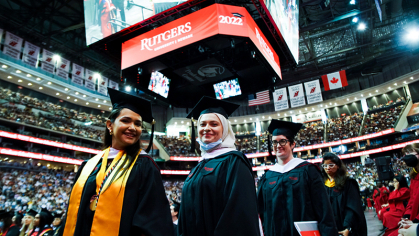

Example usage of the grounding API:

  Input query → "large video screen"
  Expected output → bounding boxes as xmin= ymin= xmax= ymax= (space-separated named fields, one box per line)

xmin=214 ymin=78 xmax=242 ymax=100
xmin=83 ymin=0 xmax=188 ymax=45
xmin=263 ymin=0 xmax=299 ymax=63
xmin=148 ymin=71 xmax=170 ymax=98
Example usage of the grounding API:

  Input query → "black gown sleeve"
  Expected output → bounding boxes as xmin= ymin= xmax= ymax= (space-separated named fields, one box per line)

xmin=256 ymin=174 xmax=267 ymax=224
xmin=307 ymin=165 xmax=339 ymax=235
xmin=5 ymin=226 xmax=19 ymax=236
xmin=131 ymin=157 xmax=175 ymax=236
xmin=343 ymin=179 xmax=368 ymax=236
xmin=213 ymin=156 xmax=261 ymax=236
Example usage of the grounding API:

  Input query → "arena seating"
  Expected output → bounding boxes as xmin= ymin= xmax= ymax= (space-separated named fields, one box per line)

xmin=362 ymin=103 xmax=403 ymax=135
xmin=327 ymin=113 xmax=364 ymax=141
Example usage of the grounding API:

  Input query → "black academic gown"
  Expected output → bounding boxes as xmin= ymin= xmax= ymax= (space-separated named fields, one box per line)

xmin=257 ymin=161 xmax=339 ymax=236
xmin=325 ymin=178 xmax=368 ymax=236
xmin=177 ymin=151 xmax=261 ymax=236
xmin=4 ymin=225 xmax=19 ymax=236
xmin=61 ymin=154 xmax=174 ymax=236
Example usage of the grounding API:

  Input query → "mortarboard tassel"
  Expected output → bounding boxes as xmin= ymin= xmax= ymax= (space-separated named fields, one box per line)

xmin=190 ymin=119 xmax=195 ymax=153
xmin=146 ymin=120 xmax=155 ymax=153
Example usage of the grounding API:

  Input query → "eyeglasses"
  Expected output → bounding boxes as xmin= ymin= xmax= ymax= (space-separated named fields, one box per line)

xmin=321 ymin=164 xmax=336 ymax=169
xmin=272 ymin=139 xmax=289 ymax=147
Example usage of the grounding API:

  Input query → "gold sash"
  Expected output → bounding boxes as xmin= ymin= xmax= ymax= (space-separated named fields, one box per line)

xmin=63 ymin=148 xmax=141 ymax=236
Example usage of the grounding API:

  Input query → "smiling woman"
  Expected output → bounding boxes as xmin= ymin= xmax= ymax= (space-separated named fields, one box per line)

xmin=61 ymin=88 xmax=174 ymax=236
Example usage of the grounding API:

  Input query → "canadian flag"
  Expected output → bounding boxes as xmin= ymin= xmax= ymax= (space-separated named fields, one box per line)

xmin=321 ymin=70 xmax=348 ymax=91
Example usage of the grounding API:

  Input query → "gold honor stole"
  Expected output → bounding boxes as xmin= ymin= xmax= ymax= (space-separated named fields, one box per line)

xmin=63 ymin=148 xmax=141 ymax=236
xmin=325 ymin=178 xmax=336 ymax=188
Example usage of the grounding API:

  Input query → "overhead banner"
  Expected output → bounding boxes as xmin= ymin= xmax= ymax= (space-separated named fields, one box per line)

xmin=288 ymin=83 xmax=306 ymax=108
xmin=41 ymin=49 xmax=55 ymax=74
xmin=0 ymin=29 xmax=3 ymax=45
xmin=22 ymin=41 xmax=40 ymax=68
xmin=71 ymin=63 xmax=84 ymax=86
xmin=97 ymin=76 xmax=108 ymax=96
xmin=85 ymin=80 xmax=95 ymax=91
xmin=273 ymin=88 xmax=289 ymax=111
xmin=109 ymin=80 xmax=119 ymax=90
xmin=85 ymin=69 xmax=96 ymax=83
xmin=3 ymin=32 xmax=23 ymax=59
xmin=56 ymin=57 xmax=70 ymax=80
xmin=122 ymin=4 xmax=282 ymax=79
xmin=293 ymin=111 xmax=323 ymax=123
xmin=304 ymin=79 xmax=323 ymax=104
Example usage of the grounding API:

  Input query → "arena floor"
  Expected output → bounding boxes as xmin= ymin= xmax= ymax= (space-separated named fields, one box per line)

xmin=366 ymin=209 xmax=385 ymax=236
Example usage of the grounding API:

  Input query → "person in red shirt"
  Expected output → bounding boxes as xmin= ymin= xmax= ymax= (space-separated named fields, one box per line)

xmin=367 ymin=196 xmax=373 ymax=210
xmin=381 ymin=176 xmax=410 ymax=236
xmin=379 ymin=183 xmax=390 ymax=221
xmin=374 ymin=185 xmax=382 ymax=216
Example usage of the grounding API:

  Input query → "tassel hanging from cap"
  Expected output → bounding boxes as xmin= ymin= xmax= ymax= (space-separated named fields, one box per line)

xmin=267 ymin=133 xmax=275 ymax=163
xmin=190 ymin=118 xmax=196 ymax=153
xmin=146 ymin=120 xmax=155 ymax=153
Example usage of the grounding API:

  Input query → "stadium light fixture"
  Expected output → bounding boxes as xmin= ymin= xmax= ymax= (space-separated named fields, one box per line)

xmin=16 ymin=70 xmax=21 ymax=73
xmin=83 ymin=95 xmax=86 ymax=97
xmin=125 ymin=86 xmax=132 ymax=92
xmin=75 ymin=92 xmax=79 ymax=95
xmin=244 ymin=120 xmax=247 ymax=122
xmin=361 ymin=94 xmax=363 ymax=97
xmin=47 ymin=82 xmax=52 ymax=85
xmin=1 ymin=65 xmax=7 ymax=68
xmin=349 ymin=0 xmax=355 ymax=5
xmin=394 ymin=83 xmax=397 ymax=86
xmin=53 ymin=55 xmax=61 ymax=61
xmin=39 ymin=87 xmax=43 ymax=90
xmin=98 ymin=105 xmax=101 ymax=107
xmin=352 ymin=17 xmax=358 ymax=23
xmin=67 ymin=96 xmax=70 ymax=99
xmin=405 ymin=27 xmax=419 ymax=42
xmin=18 ymin=79 xmax=22 ymax=82
xmin=86 ymin=102 xmax=89 ymax=105
xmin=411 ymin=77 xmax=414 ymax=80
xmin=65 ymin=88 xmax=69 ymax=91
xmin=28 ymin=83 xmax=32 ymax=86
xmin=358 ymin=23 xmax=366 ymax=31
xmin=7 ymin=76 xmax=12 ymax=79
xmin=56 ymin=93 xmax=60 ymax=95
xmin=250 ymin=118 xmax=252 ymax=120
xmin=26 ymin=74 xmax=31 ymax=77
xmin=404 ymin=81 xmax=407 ymax=84
xmin=36 ymin=78 xmax=41 ymax=81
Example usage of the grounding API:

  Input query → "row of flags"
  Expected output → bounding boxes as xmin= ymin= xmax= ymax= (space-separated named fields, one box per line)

xmin=0 ymin=30 xmax=119 ymax=95
xmin=248 ymin=70 xmax=349 ymax=108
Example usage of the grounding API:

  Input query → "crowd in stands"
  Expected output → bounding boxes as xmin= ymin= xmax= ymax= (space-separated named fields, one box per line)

xmin=0 ymin=87 xmax=106 ymax=141
xmin=236 ymin=136 xmax=258 ymax=154
xmin=362 ymin=104 xmax=403 ymax=135
xmin=295 ymin=120 xmax=324 ymax=147
xmin=327 ymin=113 xmax=364 ymax=141
xmin=157 ymin=136 xmax=196 ymax=157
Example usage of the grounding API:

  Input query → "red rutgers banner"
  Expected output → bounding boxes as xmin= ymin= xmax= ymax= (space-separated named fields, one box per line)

xmin=122 ymin=4 xmax=281 ymax=79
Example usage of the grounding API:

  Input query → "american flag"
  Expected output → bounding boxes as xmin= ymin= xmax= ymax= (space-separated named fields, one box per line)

xmin=248 ymin=90 xmax=270 ymax=106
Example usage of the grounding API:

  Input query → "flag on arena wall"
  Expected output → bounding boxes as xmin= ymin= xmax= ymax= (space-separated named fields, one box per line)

xmin=108 ymin=80 xmax=119 ymax=90
xmin=41 ymin=49 xmax=55 ymax=74
xmin=273 ymin=88 xmax=289 ymax=111
xmin=321 ymin=70 xmax=348 ymax=91
xmin=71 ymin=63 xmax=84 ymax=86
xmin=248 ymin=90 xmax=270 ymax=106
xmin=3 ymin=32 xmax=23 ymax=60
xmin=55 ymin=57 xmax=70 ymax=80
xmin=22 ymin=41 xmax=40 ymax=68
xmin=293 ymin=111 xmax=323 ymax=123
xmin=288 ymin=84 xmax=306 ymax=108
xmin=97 ymin=76 xmax=108 ymax=95
xmin=304 ymin=79 xmax=323 ymax=104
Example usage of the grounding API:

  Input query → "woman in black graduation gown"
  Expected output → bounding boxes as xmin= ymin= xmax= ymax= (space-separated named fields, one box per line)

xmin=177 ymin=96 xmax=261 ymax=236
xmin=257 ymin=119 xmax=338 ymax=236
xmin=321 ymin=152 xmax=367 ymax=236
xmin=61 ymin=88 xmax=174 ymax=236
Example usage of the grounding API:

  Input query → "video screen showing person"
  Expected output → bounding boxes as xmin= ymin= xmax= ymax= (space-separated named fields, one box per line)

xmin=148 ymin=71 xmax=170 ymax=98
xmin=213 ymin=78 xmax=242 ymax=100
xmin=83 ymin=0 xmax=188 ymax=45
xmin=263 ymin=0 xmax=299 ymax=63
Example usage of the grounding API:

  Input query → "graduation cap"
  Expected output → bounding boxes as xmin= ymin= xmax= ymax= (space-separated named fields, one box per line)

xmin=0 ymin=210 xmax=13 ymax=219
xmin=39 ymin=208 xmax=54 ymax=225
xmin=26 ymin=209 xmax=38 ymax=218
xmin=267 ymin=119 xmax=303 ymax=159
xmin=108 ymin=88 xmax=155 ymax=153
xmin=52 ymin=210 xmax=63 ymax=219
xmin=186 ymin=96 xmax=240 ymax=152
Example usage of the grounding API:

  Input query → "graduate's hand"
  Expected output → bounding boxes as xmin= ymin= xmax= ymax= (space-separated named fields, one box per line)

xmin=399 ymin=219 xmax=413 ymax=228
xmin=338 ymin=229 xmax=349 ymax=236
xmin=398 ymin=223 xmax=418 ymax=236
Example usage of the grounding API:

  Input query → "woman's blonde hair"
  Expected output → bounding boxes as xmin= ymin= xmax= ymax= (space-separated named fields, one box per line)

xmin=19 ymin=218 xmax=34 ymax=236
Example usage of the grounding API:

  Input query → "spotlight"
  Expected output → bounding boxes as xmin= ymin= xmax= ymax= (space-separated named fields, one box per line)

xmin=47 ymin=82 xmax=52 ymax=85
xmin=18 ymin=79 xmax=22 ymax=82
xmin=125 ymin=86 xmax=132 ymax=92
xmin=36 ymin=78 xmax=41 ymax=81
xmin=405 ymin=27 xmax=419 ymax=42
xmin=349 ymin=0 xmax=355 ymax=5
xmin=26 ymin=74 xmax=31 ymax=77
xmin=98 ymin=105 xmax=101 ymax=107
xmin=56 ymin=93 xmax=60 ymax=95
xmin=16 ymin=70 xmax=21 ymax=73
xmin=28 ymin=83 xmax=32 ymax=86
xmin=411 ymin=77 xmax=414 ymax=80
xmin=109 ymin=107 xmax=112 ymax=110
xmin=7 ymin=76 xmax=12 ymax=79
xmin=358 ymin=23 xmax=366 ymax=31
xmin=404 ymin=81 xmax=407 ymax=84
xmin=83 ymin=95 xmax=86 ymax=97
xmin=86 ymin=102 xmax=89 ymax=105
xmin=53 ymin=55 xmax=61 ymax=61
xmin=1 ymin=65 xmax=7 ymax=68
xmin=352 ymin=17 xmax=358 ymax=23
xmin=65 ymin=88 xmax=69 ymax=91
xmin=67 ymin=96 xmax=70 ymax=99
xmin=39 ymin=87 xmax=43 ymax=90
xmin=75 ymin=92 xmax=79 ymax=95
xmin=250 ymin=118 xmax=252 ymax=120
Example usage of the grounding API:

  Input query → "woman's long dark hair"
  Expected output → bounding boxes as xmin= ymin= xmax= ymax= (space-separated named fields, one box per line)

xmin=321 ymin=152 xmax=348 ymax=190
xmin=103 ymin=108 xmax=142 ymax=187
xmin=36 ymin=212 xmax=51 ymax=236
xmin=402 ymin=143 xmax=419 ymax=179
xmin=395 ymin=175 xmax=408 ymax=189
